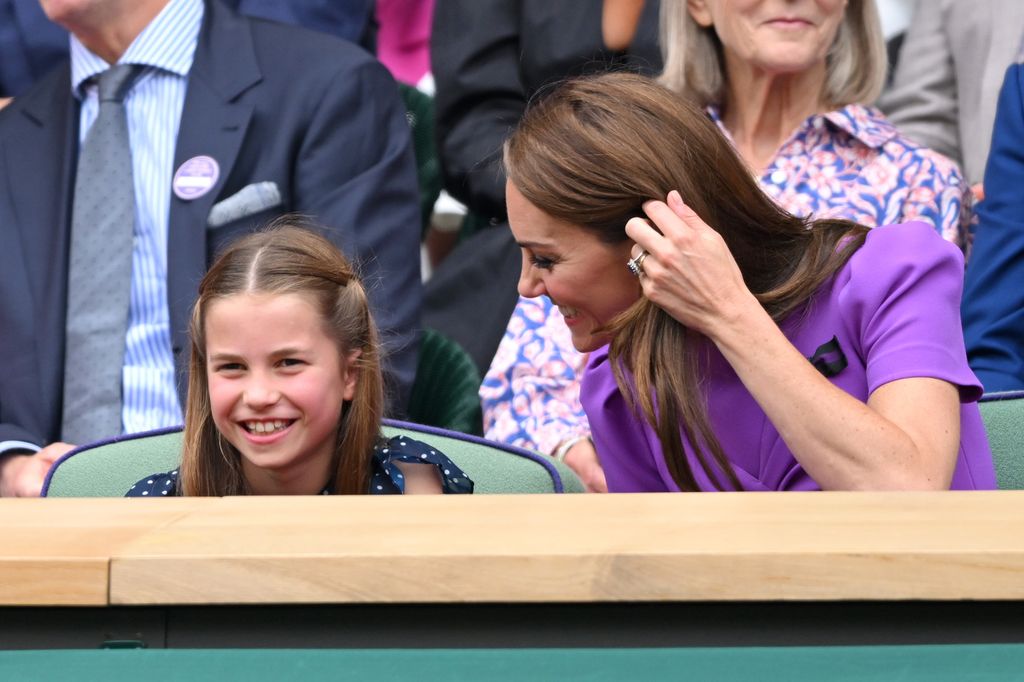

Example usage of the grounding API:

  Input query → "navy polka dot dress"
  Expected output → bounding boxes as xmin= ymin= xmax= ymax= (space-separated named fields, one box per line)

xmin=125 ymin=435 xmax=474 ymax=496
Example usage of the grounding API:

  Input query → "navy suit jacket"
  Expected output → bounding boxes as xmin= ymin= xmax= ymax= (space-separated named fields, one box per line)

xmin=0 ymin=0 xmax=422 ymax=448
xmin=0 ymin=0 xmax=68 ymax=97
xmin=963 ymin=62 xmax=1024 ymax=392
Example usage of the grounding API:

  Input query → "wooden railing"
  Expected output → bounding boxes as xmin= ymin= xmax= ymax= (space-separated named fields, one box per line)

xmin=3 ymin=492 xmax=1023 ymax=607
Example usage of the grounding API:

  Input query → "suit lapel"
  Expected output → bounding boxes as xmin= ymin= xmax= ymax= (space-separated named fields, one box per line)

xmin=2 ymin=66 xmax=79 ymax=428
xmin=5 ymin=66 xmax=77 ymax=314
xmin=166 ymin=0 xmax=260 ymax=397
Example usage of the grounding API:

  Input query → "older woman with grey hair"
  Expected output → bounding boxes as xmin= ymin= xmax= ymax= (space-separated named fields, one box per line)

xmin=481 ymin=0 xmax=972 ymax=491
xmin=656 ymin=0 xmax=966 ymax=236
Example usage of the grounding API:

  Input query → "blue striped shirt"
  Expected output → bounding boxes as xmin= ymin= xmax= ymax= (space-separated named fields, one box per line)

xmin=71 ymin=0 xmax=204 ymax=434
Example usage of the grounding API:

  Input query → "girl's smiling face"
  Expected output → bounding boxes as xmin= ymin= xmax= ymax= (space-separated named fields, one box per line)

xmin=508 ymin=181 xmax=640 ymax=353
xmin=205 ymin=292 xmax=358 ymax=494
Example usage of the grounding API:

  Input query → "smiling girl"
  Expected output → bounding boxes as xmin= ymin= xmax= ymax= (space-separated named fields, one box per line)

xmin=126 ymin=222 xmax=472 ymax=496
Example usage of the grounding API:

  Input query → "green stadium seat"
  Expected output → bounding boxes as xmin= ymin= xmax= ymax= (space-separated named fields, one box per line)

xmin=978 ymin=390 xmax=1024 ymax=490
xmin=41 ymin=420 xmax=583 ymax=497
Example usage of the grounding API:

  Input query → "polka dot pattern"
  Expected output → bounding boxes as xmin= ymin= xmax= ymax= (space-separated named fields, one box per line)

xmin=371 ymin=435 xmax=474 ymax=495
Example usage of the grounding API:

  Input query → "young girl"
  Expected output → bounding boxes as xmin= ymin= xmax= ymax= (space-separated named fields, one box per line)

xmin=126 ymin=222 xmax=473 ymax=496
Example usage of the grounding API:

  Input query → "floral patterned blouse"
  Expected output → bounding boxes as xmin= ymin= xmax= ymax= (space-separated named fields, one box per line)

xmin=125 ymin=435 xmax=474 ymax=495
xmin=480 ymin=103 xmax=971 ymax=453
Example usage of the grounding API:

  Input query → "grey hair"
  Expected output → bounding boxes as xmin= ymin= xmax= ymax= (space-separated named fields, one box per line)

xmin=658 ymin=0 xmax=887 ymax=108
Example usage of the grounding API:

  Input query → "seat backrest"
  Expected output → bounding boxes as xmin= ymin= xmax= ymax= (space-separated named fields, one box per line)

xmin=407 ymin=328 xmax=483 ymax=436
xmin=381 ymin=420 xmax=582 ymax=493
xmin=978 ymin=391 xmax=1024 ymax=490
xmin=43 ymin=427 xmax=183 ymax=498
xmin=41 ymin=420 xmax=583 ymax=497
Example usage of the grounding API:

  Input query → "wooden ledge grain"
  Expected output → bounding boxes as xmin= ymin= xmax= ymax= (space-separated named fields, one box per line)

xmin=105 ymin=492 xmax=1024 ymax=605
xmin=0 ymin=498 xmax=204 ymax=605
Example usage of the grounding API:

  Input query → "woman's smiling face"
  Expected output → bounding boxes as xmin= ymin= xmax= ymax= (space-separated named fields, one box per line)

xmin=688 ymin=0 xmax=848 ymax=77
xmin=507 ymin=181 xmax=640 ymax=353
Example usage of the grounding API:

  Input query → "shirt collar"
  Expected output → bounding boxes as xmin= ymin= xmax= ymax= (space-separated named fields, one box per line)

xmin=705 ymin=102 xmax=898 ymax=152
xmin=820 ymin=104 xmax=898 ymax=150
xmin=70 ymin=0 xmax=204 ymax=98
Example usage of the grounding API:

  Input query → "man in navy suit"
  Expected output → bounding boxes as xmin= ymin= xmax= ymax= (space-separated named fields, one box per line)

xmin=963 ymin=55 xmax=1024 ymax=392
xmin=958 ymin=56 xmax=1024 ymax=393
xmin=0 ymin=0 xmax=375 ymax=103
xmin=0 ymin=0 xmax=422 ymax=495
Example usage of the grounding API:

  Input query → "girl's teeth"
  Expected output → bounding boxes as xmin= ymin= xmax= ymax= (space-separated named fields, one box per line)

xmin=249 ymin=420 xmax=287 ymax=434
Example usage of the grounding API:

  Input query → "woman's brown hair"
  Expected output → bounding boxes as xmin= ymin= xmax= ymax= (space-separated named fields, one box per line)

xmin=179 ymin=219 xmax=385 ymax=495
xmin=505 ymin=73 xmax=867 ymax=491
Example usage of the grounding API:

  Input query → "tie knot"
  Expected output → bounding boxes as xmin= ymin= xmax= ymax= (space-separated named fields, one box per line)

xmin=97 ymin=64 xmax=143 ymax=103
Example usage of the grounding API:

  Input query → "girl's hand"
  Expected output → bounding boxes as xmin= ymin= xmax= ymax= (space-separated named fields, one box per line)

xmin=624 ymin=191 xmax=759 ymax=340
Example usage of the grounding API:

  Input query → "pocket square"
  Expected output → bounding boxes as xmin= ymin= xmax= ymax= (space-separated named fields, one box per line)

xmin=207 ymin=181 xmax=282 ymax=228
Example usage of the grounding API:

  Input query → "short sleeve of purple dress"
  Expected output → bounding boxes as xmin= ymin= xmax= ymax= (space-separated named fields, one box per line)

xmin=582 ymin=222 xmax=997 ymax=492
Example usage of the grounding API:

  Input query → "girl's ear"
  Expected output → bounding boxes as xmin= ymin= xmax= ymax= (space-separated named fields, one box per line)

xmin=687 ymin=0 xmax=713 ymax=28
xmin=340 ymin=349 xmax=362 ymax=402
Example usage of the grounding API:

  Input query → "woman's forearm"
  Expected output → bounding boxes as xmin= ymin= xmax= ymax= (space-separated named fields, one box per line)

xmin=708 ymin=298 xmax=959 ymax=490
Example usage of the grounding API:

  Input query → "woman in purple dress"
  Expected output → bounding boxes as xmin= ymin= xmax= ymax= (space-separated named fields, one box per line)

xmin=504 ymin=73 xmax=995 ymax=492
xmin=483 ymin=0 xmax=971 ymax=494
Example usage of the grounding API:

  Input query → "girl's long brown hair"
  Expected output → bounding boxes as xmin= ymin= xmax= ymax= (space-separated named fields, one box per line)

xmin=179 ymin=219 xmax=385 ymax=495
xmin=505 ymin=73 xmax=867 ymax=491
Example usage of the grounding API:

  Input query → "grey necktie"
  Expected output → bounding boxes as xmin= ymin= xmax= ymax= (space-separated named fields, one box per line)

xmin=61 ymin=64 xmax=143 ymax=444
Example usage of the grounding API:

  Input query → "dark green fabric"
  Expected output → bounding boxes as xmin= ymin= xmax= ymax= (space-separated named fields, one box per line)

xmin=978 ymin=395 xmax=1024 ymax=490
xmin=398 ymin=83 xmax=441 ymax=236
xmin=407 ymin=327 xmax=483 ymax=435
xmin=459 ymin=210 xmax=493 ymax=241
xmin=3 ymin=645 xmax=1023 ymax=681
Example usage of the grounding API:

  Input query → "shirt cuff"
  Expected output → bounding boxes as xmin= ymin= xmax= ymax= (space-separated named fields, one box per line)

xmin=0 ymin=440 xmax=41 ymax=455
xmin=553 ymin=435 xmax=591 ymax=462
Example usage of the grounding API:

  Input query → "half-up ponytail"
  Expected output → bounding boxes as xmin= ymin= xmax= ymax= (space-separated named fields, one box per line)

xmin=180 ymin=217 xmax=385 ymax=496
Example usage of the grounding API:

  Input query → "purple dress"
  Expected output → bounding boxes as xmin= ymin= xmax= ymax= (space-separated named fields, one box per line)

xmin=582 ymin=223 xmax=997 ymax=492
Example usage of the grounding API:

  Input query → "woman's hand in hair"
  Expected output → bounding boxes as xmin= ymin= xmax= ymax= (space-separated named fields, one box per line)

xmin=625 ymin=190 xmax=761 ymax=340
xmin=631 ymin=192 xmax=960 ymax=490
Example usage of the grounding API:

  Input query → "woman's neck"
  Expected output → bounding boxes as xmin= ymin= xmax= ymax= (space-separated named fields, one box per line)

xmin=720 ymin=58 xmax=829 ymax=174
